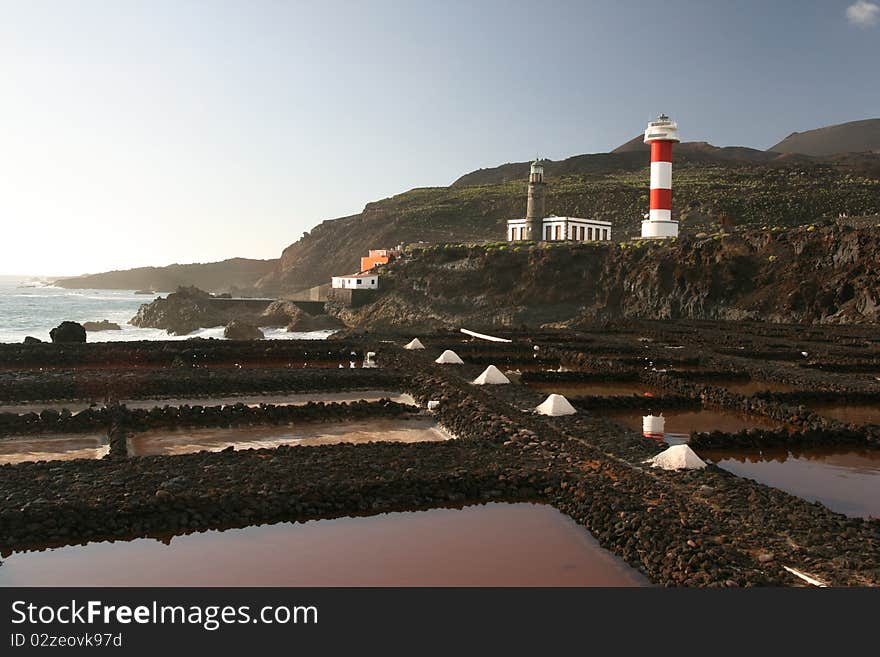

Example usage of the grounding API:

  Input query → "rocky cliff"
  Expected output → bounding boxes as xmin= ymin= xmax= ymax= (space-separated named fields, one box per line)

xmin=258 ymin=154 xmax=880 ymax=295
xmin=328 ymin=223 xmax=880 ymax=331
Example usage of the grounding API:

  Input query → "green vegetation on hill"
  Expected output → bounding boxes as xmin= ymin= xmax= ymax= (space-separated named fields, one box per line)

xmin=258 ymin=159 xmax=880 ymax=294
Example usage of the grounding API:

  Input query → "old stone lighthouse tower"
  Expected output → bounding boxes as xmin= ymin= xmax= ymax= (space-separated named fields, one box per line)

xmin=525 ymin=159 xmax=546 ymax=240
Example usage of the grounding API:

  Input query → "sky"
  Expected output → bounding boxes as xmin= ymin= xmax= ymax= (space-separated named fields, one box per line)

xmin=0 ymin=0 xmax=878 ymax=276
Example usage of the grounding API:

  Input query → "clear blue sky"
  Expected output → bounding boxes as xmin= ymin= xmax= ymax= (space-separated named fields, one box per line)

xmin=1 ymin=0 xmax=877 ymax=275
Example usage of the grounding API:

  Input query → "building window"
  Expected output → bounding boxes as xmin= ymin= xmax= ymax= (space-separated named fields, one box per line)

xmin=579 ymin=226 xmax=585 ymax=241
xmin=602 ymin=229 xmax=608 ymax=240
xmin=371 ymin=279 xmax=375 ymax=284
xmin=545 ymin=225 xmax=552 ymax=240
xmin=519 ymin=227 xmax=525 ymax=240
xmin=357 ymin=279 xmax=362 ymax=285
xmin=555 ymin=225 xmax=561 ymax=240
xmin=588 ymin=227 xmax=593 ymax=240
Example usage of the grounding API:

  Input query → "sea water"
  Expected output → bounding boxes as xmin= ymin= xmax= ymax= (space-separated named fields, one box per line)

xmin=0 ymin=276 xmax=331 ymax=343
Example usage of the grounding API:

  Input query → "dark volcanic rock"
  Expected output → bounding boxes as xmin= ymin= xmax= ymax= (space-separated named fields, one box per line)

xmin=82 ymin=320 xmax=122 ymax=332
xmin=223 ymin=320 xmax=264 ymax=340
xmin=257 ymin=300 xmax=303 ymax=327
xmin=130 ymin=286 xmax=225 ymax=336
xmin=287 ymin=313 xmax=343 ymax=332
xmin=49 ymin=321 xmax=86 ymax=343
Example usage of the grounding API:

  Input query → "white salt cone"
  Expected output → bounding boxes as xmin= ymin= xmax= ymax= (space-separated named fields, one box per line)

xmin=535 ymin=394 xmax=576 ymax=416
xmin=435 ymin=349 xmax=464 ymax=364
xmin=404 ymin=338 xmax=425 ymax=350
xmin=472 ymin=365 xmax=510 ymax=385
xmin=647 ymin=444 xmax=706 ymax=471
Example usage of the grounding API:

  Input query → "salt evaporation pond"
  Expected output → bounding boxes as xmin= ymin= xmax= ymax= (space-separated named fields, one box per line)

xmin=808 ymin=404 xmax=880 ymax=426
xmin=713 ymin=380 xmax=800 ymax=395
xmin=0 ymin=390 xmax=414 ymax=415
xmin=127 ymin=417 xmax=450 ymax=457
xmin=526 ymin=381 xmax=665 ymax=398
xmin=0 ymin=503 xmax=649 ymax=586
xmin=602 ymin=407 xmax=787 ymax=436
xmin=0 ymin=433 xmax=109 ymax=464
xmin=0 ymin=417 xmax=446 ymax=465
xmin=699 ymin=447 xmax=880 ymax=519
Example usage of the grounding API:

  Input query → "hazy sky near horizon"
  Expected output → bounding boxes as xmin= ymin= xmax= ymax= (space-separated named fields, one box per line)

xmin=1 ymin=0 xmax=878 ymax=276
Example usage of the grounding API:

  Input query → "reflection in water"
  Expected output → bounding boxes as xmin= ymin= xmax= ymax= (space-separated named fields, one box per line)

xmin=810 ymin=404 xmax=880 ymax=426
xmin=700 ymin=447 xmax=880 ymax=519
xmin=0 ymin=390 xmax=415 ymax=416
xmin=0 ymin=434 xmax=108 ymax=465
xmin=603 ymin=407 xmax=786 ymax=435
xmin=527 ymin=381 xmax=664 ymax=398
xmin=0 ymin=503 xmax=649 ymax=587
xmin=127 ymin=417 xmax=450 ymax=457
xmin=714 ymin=380 xmax=800 ymax=395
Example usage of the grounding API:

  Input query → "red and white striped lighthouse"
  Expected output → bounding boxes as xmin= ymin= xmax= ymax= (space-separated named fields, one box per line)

xmin=641 ymin=114 xmax=681 ymax=239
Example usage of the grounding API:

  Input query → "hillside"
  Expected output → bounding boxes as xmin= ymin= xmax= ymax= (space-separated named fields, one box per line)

xmin=769 ymin=119 xmax=880 ymax=156
xmin=55 ymin=258 xmax=277 ymax=294
xmin=256 ymin=157 xmax=880 ymax=294
xmin=328 ymin=224 xmax=880 ymax=331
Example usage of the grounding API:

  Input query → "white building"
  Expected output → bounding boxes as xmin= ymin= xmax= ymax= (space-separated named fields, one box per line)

xmin=331 ymin=272 xmax=379 ymax=290
xmin=507 ymin=216 xmax=612 ymax=242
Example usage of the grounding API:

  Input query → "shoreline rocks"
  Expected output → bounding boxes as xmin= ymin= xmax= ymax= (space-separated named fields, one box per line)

xmin=83 ymin=320 xmax=122 ymax=332
xmin=223 ymin=320 xmax=264 ymax=341
xmin=50 ymin=321 xmax=86 ymax=344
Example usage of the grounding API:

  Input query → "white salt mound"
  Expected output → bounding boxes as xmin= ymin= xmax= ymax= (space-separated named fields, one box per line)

xmin=472 ymin=365 xmax=510 ymax=385
xmin=404 ymin=338 xmax=425 ymax=350
xmin=435 ymin=349 xmax=464 ymax=364
xmin=535 ymin=394 xmax=576 ymax=416
xmin=648 ymin=444 xmax=706 ymax=471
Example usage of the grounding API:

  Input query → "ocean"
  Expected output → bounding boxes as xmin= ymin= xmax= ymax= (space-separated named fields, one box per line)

xmin=0 ymin=276 xmax=332 ymax=344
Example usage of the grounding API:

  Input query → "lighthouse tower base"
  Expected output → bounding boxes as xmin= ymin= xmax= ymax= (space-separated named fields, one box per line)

xmin=641 ymin=219 xmax=679 ymax=239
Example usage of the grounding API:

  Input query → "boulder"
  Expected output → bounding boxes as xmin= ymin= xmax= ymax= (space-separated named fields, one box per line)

xmin=23 ymin=336 xmax=43 ymax=344
xmin=130 ymin=286 xmax=225 ymax=335
xmin=287 ymin=313 xmax=343 ymax=332
xmin=223 ymin=320 xmax=264 ymax=340
xmin=258 ymin=300 xmax=303 ymax=327
xmin=49 ymin=321 xmax=86 ymax=344
xmin=258 ymin=300 xmax=342 ymax=332
xmin=82 ymin=320 xmax=122 ymax=332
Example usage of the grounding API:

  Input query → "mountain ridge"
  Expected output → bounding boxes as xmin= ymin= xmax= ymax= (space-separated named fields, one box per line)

xmin=55 ymin=257 xmax=277 ymax=294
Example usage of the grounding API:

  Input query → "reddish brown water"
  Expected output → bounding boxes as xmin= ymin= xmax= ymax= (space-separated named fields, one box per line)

xmin=602 ymin=407 xmax=787 ymax=435
xmin=0 ymin=417 xmax=446 ymax=464
xmin=0 ymin=434 xmax=108 ymax=464
xmin=714 ymin=380 xmax=800 ymax=395
xmin=0 ymin=503 xmax=650 ymax=586
xmin=809 ymin=404 xmax=880 ymax=425
xmin=699 ymin=448 xmax=880 ymax=519
xmin=0 ymin=390 xmax=414 ymax=415
xmin=127 ymin=417 xmax=449 ymax=457
xmin=527 ymin=381 xmax=665 ymax=398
